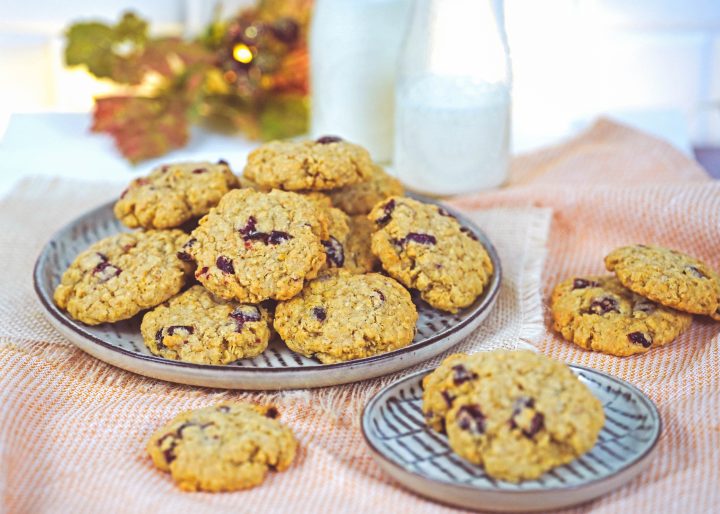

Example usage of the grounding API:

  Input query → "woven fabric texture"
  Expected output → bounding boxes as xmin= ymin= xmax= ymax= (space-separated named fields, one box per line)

xmin=0 ymin=177 xmax=549 ymax=513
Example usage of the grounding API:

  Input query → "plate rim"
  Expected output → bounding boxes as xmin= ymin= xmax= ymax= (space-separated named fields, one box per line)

xmin=360 ymin=364 xmax=662 ymax=495
xmin=33 ymin=196 xmax=502 ymax=375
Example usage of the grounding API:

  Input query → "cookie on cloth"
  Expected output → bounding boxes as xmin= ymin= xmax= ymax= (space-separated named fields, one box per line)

xmin=605 ymin=244 xmax=719 ymax=316
xmin=550 ymin=275 xmax=692 ymax=356
xmin=243 ymin=136 xmax=375 ymax=191
xmin=273 ymin=271 xmax=417 ymax=363
xmin=183 ymin=189 xmax=328 ymax=303
xmin=114 ymin=160 xmax=239 ymax=229
xmin=368 ymin=196 xmax=493 ymax=313
xmin=326 ymin=164 xmax=404 ymax=215
xmin=53 ymin=230 xmax=192 ymax=325
xmin=141 ymin=285 xmax=271 ymax=365
xmin=147 ymin=402 xmax=297 ymax=492
xmin=423 ymin=350 xmax=605 ymax=483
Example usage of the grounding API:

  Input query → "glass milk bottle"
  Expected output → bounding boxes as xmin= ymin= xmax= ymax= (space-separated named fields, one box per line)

xmin=310 ymin=0 xmax=412 ymax=162
xmin=394 ymin=0 xmax=511 ymax=194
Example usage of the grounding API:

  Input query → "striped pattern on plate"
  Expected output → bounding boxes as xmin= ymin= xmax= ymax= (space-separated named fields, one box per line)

xmin=34 ymin=195 xmax=502 ymax=389
xmin=362 ymin=365 xmax=661 ymax=511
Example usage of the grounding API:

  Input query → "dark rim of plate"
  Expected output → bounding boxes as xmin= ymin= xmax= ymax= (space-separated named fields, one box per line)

xmin=360 ymin=365 xmax=662 ymax=494
xmin=33 ymin=194 xmax=502 ymax=374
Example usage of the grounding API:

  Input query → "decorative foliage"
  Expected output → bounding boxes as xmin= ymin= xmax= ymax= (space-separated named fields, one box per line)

xmin=65 ymin=2 xmax=312 ymax=163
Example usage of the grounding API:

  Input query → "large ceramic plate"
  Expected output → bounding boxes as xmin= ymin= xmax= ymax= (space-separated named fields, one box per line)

xmin=362 ymin=366 xmax=661 ymax=512
xmin=33 ymin=194 xmax=501 ymax=390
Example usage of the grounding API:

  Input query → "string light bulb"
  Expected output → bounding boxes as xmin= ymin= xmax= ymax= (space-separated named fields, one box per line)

xmin=232 ymin=43 xmax=254 ymax=64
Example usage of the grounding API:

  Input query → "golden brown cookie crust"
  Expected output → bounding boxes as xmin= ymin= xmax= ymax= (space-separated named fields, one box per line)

xmin=327 ymin=164 xmax=404 ymax=215
xmin=274 ymin=271 xmax=418 ymax=363
xmin=605 ymin=244 xmax=719 ymax=315
xmin=53 ymin=230 xmax=192 ymax=325
xmin=114 ymin=161 xmax=239 ymax=229
xmin=147 ymin=402 xmax=297 ymax=492
xmin=141 ymin=285 xmax=271 ymax=365
xmin=550 ymin=275 xmax=692 ymax=356
xmin=243 ymin=138 xmax=375 ymax=191
xmin=368 ymin=197 xmax=493 ymax=313
xmin=423 ymin=351 xmax=605 ymax=483
xmin=184 ymin=189 xmax=328 ymax=303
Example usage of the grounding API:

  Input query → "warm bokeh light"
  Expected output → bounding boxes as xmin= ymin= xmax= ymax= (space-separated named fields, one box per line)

xmin=232 ymin=43 xmax=253 ymax=64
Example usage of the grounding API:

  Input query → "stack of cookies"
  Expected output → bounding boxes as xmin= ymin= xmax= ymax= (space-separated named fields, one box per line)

xmin=550 ymin=244 xmax=719 ymax=356
xmin=53 ymin=136 xmax=495 ymax=366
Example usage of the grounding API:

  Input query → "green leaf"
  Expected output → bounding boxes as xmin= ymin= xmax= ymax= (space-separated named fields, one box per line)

xmin=259 ymin=95 xmax=309 ymax=140
xmin=64 ymin=11 xmax=148 ymax=82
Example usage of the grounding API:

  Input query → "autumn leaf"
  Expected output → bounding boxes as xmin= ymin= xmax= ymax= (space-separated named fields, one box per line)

xmin=65 ymin=12 xmax=148 ymax=82
xmin=92 ymin=95 xmax=189 ymax=163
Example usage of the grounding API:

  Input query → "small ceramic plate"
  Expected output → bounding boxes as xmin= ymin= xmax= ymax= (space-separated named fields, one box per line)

xmin=362 ymin=366 xmax=661 ymax=512
xmin=33 ymin=194 xmax=501 ymax=390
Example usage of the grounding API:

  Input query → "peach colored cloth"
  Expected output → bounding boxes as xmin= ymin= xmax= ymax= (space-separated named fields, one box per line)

xmin=1 ymin=119 xmax=718 ymax=513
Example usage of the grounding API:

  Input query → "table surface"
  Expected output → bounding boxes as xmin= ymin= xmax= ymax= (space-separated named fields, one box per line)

xmin=0 ymin=111 xmax=713 ymax=199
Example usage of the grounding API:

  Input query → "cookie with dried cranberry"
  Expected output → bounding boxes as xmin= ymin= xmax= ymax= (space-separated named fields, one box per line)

xmin=114 ymin=160 xmax=239 ymax=229
xmin=368 ymin=197 xmax=493 ymax=313
xmin=53 ymin=230 xmax=192 ymax=325
xmin=432 ymin=350 xmax=605 ymax=483
xmin=344 ymin=215 xmax=380 ymax=274
xmin=141 ymin=285 xmax=271 ymax=365
xmin=550 ymin=275 xmax=692 ymax=356
xmin=243 ymin=136 xmax=375 ymax=191
xmin=327 ymin=164 xmax=404 ymax=215
xmin=274 ymin=271 xmax=417 ymax=363
xmin=147 ymin=402 xmax=297 ymax=492
xmin=605 ymin=244 xmax=719 ymax=316
xmin=302 ymin=192 xmax=352 ymax=271
xmin=184 ymin=189 xmax=328 ymax=303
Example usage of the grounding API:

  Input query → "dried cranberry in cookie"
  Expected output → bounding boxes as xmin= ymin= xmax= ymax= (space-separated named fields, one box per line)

xmin=368 ymin=196 xmax=493 ymax=313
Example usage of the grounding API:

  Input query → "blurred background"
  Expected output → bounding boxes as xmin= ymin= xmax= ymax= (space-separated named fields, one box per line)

xmin=1 ymin=0 xmax=719 ymax=192
xmin=2 ymin=0 xmax=719 ymax=151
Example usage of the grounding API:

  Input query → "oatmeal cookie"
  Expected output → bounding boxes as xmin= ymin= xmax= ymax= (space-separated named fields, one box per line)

xmin=141 ymin=285 xmax=271 ymax=365
xmin=274 ymin=271 xmax=417 ymax=363
xmin=53 ymin=230 xmax=191 ymax=325
xmin=368 ymin=197 xmax=493 ymax=312
xmin=114 ymin=160 xmax=239 ymax=229
xmin=550 ymin=275 xmax=692 ymax=356
xmin=243 ymin=136 xmax=375 ymax=191
xmin=147 ymin=402 xmax=297 ymax=492
xmin=183 ymin=189 xmax=328 ymax=303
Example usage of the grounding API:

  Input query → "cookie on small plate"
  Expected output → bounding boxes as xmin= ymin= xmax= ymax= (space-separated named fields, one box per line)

xmin=605 ymin=244 xmax=719 ymax=316
xmin=243 ymin=136 xmax=375 ymax=191
xmin=274 ymin=271 xmax=418 ymax=363
xmin=114 ymin=160 xmax=239 ymax=229
xmin=368 ymin=197 xmax=493 ymax=313
xmin=327 ymin=164 xmax=404 ymax=215
xmin=147 ymin=402 xmax=297 ymax=492
xmin=550 ymin=275 xmax=692 ymax=356
xmin=53 ymin=230 xmax=192 ymax=325
xmin=424 ymin=350 xmax=605 ymax=483
xmin=183 ymin=189 xmax=328 ymax=303
xmin=141 ymin=285 xmax=271 ymax=365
